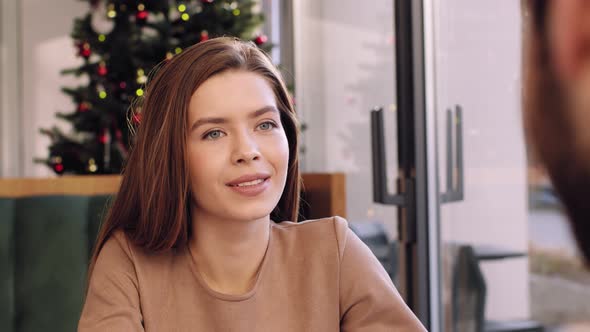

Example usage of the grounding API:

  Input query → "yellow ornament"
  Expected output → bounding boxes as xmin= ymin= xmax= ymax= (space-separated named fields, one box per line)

xmin=88 ymin=158 xmax=97 ymax=173
xmin=107 ymin=8 xmax=117 ymax=18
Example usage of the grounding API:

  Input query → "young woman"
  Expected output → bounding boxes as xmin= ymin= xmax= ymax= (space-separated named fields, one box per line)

xmin=78 ymin=37 xmax=425 ymax=331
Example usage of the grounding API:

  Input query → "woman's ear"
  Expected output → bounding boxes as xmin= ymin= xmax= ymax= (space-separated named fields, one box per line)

xmin=548 ymin=0 xmax=590 ymax=84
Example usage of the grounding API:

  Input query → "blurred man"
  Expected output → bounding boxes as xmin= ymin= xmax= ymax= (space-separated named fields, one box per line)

xmin=523 ymin=0 xmax=590 ymax=262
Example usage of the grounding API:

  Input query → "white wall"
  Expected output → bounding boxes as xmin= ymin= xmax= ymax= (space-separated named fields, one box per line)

xmin=293 ymin=0 xmax=400 ymax=237
xmin=19 ymin=0 xmax=87 ymax=177
xmin=0 ymin=0 xmax=87 ymax=178
xmin=0 ymin=0 xmax=23 ymax=177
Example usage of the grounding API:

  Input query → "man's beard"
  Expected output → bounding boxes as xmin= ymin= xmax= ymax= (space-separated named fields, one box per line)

xmin=525 ymin=58 xmax=590 ymax=264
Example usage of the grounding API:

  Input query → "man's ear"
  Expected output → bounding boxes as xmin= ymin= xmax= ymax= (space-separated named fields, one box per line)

xmin=548 ymin=0 xmax=590 ymax=84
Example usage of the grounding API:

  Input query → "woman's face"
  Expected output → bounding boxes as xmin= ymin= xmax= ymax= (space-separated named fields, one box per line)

xmin=187 ymin=70 xmax=289 ymax=223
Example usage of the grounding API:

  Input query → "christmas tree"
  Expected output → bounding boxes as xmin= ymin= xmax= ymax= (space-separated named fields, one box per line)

xmin=38 ymin=0 xmax=268 ymax=175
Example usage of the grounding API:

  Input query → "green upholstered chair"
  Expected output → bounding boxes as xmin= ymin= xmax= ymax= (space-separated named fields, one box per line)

xmin=0 ymin=195 xmax=111 ymax=332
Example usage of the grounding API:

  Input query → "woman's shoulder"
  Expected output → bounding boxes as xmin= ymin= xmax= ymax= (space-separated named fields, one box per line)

xmin=96 ymin=228 xmax=184 ymax=278
xmin=273 ymin=216 xmax=348 ymax=236
xmin=274 ymin=215 xmax=347 ymax=228
xmin=99 ymin=229 xmax=179 ymax=262
xmin=272 ymin=216 xmax=350 ymax=258
xmin=95 ymin=229 xmax=138 ymax=266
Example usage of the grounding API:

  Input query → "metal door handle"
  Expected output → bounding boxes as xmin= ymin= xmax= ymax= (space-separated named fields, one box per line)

xmin=441 ymin=105 xmax=464 ymax=203
xmin=371 ymin=107 xmax=409 ymax=206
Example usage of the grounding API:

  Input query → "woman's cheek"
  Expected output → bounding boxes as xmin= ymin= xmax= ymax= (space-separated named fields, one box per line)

xmin=276 ymin=133 xmax=290 ymax=171
xmin=188 ymin=145 xmax=215 ymax=181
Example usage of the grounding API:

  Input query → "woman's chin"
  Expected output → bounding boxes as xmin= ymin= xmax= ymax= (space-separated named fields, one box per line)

xmin=224 ymin=197 xmax=280 ymax=221
xmin=232 ymin=210 xmax=273 ymax=223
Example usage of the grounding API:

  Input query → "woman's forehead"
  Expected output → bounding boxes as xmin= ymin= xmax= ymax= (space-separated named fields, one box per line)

xmin=188 ymin=71 xmax=276 ymax=118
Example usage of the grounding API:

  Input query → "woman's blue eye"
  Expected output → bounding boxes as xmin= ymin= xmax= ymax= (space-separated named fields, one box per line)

xmin=204 ymin=130 xmax=224 ymax=140
xmin=258 ymin=121 xmax=277 ymax=131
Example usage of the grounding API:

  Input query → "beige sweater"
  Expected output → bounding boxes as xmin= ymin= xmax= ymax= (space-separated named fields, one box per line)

xmin=78 ymin=216 xmax=426 ymax=331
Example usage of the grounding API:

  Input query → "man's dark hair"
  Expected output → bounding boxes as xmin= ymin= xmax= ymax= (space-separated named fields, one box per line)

xmin=524 ymin=0 xmax=590 ymax=263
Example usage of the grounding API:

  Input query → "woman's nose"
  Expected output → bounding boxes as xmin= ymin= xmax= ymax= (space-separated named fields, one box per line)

xmin=234 ymin=150 xmax=260 ymax=164
xmin=232 ymin=134 xmax=261 ymax=164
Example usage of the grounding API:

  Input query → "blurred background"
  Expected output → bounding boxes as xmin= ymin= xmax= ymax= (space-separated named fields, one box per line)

xmin=1 ymin=1 xmax=589 ymax=331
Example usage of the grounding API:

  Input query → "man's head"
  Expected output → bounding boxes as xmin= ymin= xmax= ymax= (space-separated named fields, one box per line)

xmin=524 ymin=0 xmax=590 ymax=262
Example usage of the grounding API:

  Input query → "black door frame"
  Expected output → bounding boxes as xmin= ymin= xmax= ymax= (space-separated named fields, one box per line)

xmin=394 ymin=0 xmax=438 ymax=329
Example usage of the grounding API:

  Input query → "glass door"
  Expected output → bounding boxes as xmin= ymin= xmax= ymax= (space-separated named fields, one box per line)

xmin=291 ymin=0 xmax=433 ymax=324
xmin=424 ymin=1 xmax=537 ymax=330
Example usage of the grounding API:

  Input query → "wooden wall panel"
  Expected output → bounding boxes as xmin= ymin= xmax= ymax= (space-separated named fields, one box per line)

xmin=0 ymin=173 xmax=346 ymax=218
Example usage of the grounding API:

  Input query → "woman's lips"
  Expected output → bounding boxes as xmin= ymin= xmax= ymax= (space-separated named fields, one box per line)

xmin=227 ymin=177 xmax=270 ymax=197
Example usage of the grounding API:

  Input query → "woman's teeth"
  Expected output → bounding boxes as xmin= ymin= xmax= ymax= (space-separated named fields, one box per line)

xmin=235 ymin=178 xmax=265 ymax=187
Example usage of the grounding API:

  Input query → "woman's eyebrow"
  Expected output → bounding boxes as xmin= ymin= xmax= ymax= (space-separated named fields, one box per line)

xmin=190 ymin=105 xmax=279 ymax=132
xmin=250 ymin=105 xmax=279 ymax=119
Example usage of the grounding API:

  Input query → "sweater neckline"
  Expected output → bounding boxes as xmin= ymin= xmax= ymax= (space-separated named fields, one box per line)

xmin=186 ymin=221 xmax=274 ymax=302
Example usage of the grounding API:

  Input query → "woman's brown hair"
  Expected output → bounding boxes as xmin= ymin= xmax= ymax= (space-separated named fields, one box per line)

xmin=87 ymin=37 xmax=301 ymax=279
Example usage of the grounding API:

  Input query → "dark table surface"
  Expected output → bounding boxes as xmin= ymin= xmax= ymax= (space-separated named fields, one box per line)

xmin=473 ymin=244 xmax=527 ymax=261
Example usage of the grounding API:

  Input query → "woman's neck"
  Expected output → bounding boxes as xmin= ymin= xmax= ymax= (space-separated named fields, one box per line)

xmin=188 ymin=209 xmax=271 ymax=295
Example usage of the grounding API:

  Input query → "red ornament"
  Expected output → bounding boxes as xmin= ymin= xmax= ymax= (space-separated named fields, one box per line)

xmin=82 ymin=49 xmax=91 ymax=58
xmin=255 ymin=35 xmax=268 ymax=45
xmin=200 ymin=31 xmax=209 ymax=42
xmin=119 ymin=81 xmax=127 ymax=89
xmin=97 ymin=63 xmax=108 ymax=76
xmin=136 ymin=10 xmax=148 ymax=22
xmin=99 ymin=130 xmax=111 ymax=144
xmin=79 ymin=43 xmax=92 ymax=58
xmin=54 ymin=163 xmax=64 ymax=173
xmin=78 ymin=102 xmax=90 ymax=112
xmin=202 ymin=0 xmax=214 ymax=3
xmin=132 ymin=113 xmax=142 ymax=124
